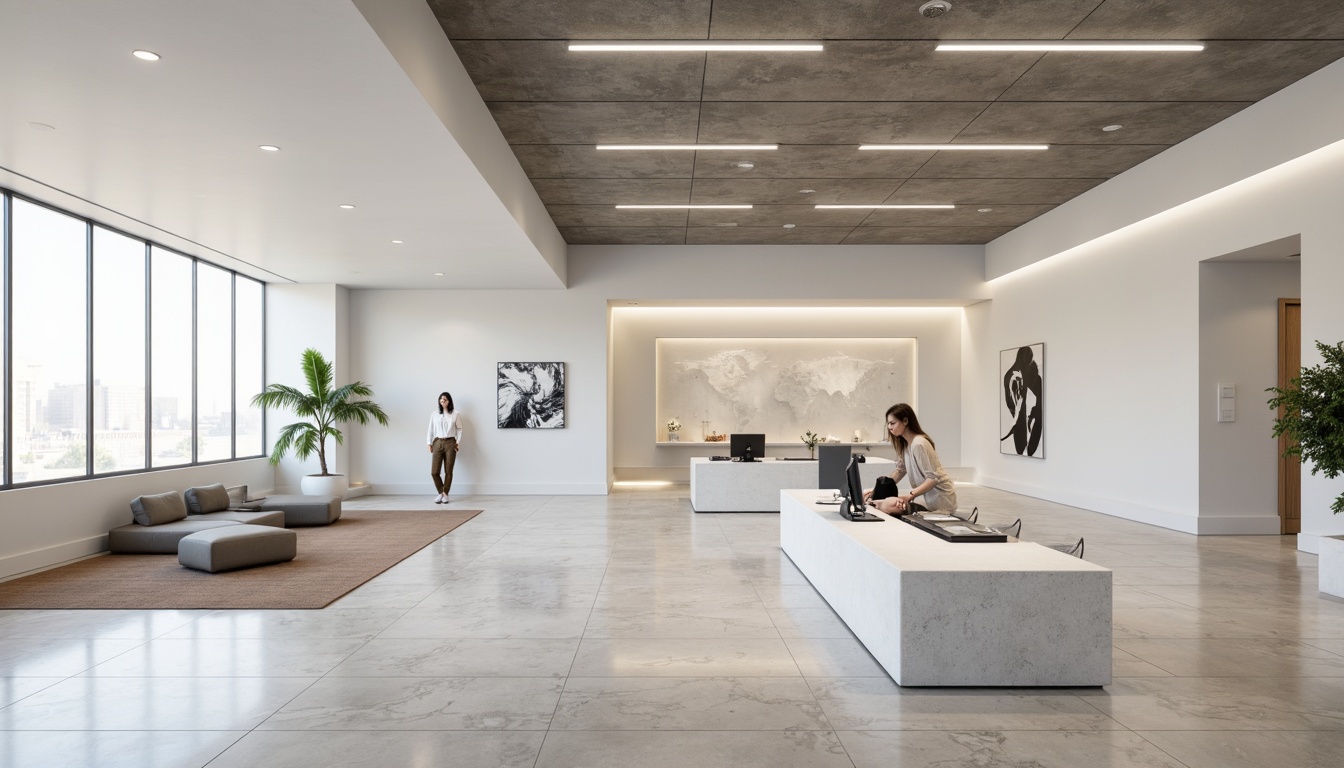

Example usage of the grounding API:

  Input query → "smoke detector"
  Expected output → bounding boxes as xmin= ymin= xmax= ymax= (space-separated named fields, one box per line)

xmin=919 ymin=1 xmax=951 ymax=18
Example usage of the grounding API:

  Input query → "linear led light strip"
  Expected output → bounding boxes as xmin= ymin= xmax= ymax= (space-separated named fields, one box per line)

xmin=815 ymin=205 xmax=955 ymax=209
xmin=859 ymin=144 xmax=1049 ymax=151
xmin=570 ymin=41 xmax=823 ymax=52
xmin=597 ymin=144 xmax=778 ymax=151
xmin=615 ymin=205 xmax=753 ymax=209
xmin=936 ymin=41 xmax=1204 ymax=52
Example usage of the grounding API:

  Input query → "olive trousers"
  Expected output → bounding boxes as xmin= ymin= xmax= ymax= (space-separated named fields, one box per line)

xmin=430 ymin=437 xmax=458 ymax=496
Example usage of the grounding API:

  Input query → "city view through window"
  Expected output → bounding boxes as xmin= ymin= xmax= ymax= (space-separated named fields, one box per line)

xmin=4 ymin=194 xmax=264 ymax=486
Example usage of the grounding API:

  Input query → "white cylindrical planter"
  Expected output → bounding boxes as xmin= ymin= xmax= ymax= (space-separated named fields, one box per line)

xmin=301 ymin=474 xmax=349 ymax=498
xmin=1321 ymin=536 xmax=1344 ymax=599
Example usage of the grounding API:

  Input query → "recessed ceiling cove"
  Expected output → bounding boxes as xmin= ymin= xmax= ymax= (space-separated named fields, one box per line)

xmin=429 ymin=0 xmax=1344 ymax=246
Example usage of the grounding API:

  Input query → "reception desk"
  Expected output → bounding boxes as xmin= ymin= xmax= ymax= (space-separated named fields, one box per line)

xmin=780 ymin=490 xmax=1112 ymax=687
xmin=690 ymin=456 xmax=895 ymax=512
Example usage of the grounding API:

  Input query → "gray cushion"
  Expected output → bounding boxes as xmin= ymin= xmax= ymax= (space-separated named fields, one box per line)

xmin=185 ymin=484 xmax=231 ymax=514
xmin=178 ymin=525 xmax=297 ymax=573
xmin=258 ymin=495 xmax=342 ymax=527
xmin=196 ymin=509 xmax=285 ymax=528
xmin=129 ymin=491 xmax=188 ymax=526
xmin=109 ymin=519 xmax=240 ymax=553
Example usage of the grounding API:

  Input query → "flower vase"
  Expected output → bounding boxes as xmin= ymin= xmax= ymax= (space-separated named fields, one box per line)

xmin=808 ymin=446 xmax=815 ymax=459
xmin=669 ymin=432 xmax=680 ymax=442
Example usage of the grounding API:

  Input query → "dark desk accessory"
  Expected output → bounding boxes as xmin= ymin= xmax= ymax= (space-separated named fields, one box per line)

xmin=710 ymin=456 xmax=731 ymax=461
xmin=901 ymin=513 xmax=1007 ymax=542
xmin=730 ymin=433 xmax=764 ymax=462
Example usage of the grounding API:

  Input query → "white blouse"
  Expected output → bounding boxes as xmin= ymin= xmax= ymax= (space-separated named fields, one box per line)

xmin=894 ymin=434 xmax=957 ymax=512
xmin=426 ymin=410 xmax=464 ymax=445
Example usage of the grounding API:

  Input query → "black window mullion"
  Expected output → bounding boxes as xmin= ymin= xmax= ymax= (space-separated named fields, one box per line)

xmin=144 ymin=243 xmax=152 ymax=468
xmin=3 ymin=192 xmax=11 ymax=487
xmin=85 ymin=221 xmax=94 ymax=477
xmin=191 ymin=259 xmax=198 ymax=464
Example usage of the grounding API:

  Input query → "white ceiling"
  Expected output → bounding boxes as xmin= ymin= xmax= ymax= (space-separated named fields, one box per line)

xmin=0 ymin=0 xmax=564 ymax=289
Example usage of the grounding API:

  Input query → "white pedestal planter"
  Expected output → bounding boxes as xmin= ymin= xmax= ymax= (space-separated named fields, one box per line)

xmin=301 ymin=474 xmax=349 ymax=498
xmin=1321 ymin=536 xmax=1344 ymax=599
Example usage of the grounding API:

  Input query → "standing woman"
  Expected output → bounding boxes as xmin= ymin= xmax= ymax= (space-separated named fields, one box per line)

xmin=427 ymin=392 xmax=464 ymax=504
xmin=866 ymin=403 xmax=957 ymax=515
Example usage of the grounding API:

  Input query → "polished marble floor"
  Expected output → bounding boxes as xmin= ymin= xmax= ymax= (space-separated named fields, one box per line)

xmin=1 ymin=485 xmax=1341 ymax=767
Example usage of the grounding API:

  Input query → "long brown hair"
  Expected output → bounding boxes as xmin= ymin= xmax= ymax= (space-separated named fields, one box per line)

xmin=885 ymin=403 xmax=934 ymax=457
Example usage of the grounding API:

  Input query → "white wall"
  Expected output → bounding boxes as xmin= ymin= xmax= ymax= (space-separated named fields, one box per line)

xmin=1198 ymin=261 xmax=1300 ymax=532
xmin=347 ymin=245 xmax=989 ymax=495
xmin=265 ymin=284 xmax=350 ymax=491
xmin=0 ymin=459 xmax=273 ymax=580
xmin=970 ymin=61 xmax=1344 ymax=538
xmin=611 ymin=306 xmax=967 ymax=482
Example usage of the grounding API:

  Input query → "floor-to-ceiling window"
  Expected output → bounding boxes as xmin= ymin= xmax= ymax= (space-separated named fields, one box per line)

xmin=1 ymin=189 xmax=265 ymax=488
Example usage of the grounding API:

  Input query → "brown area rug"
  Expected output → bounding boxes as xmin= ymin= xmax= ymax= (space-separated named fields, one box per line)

xmin=0 ymin=509 xmax=480 ymax=610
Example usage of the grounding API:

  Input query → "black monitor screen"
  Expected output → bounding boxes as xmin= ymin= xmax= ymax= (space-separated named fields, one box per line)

xmin=729 ymin=433 xmax=766 ymax=460
xmin=844 ymin=457 xmax=865 ymax=512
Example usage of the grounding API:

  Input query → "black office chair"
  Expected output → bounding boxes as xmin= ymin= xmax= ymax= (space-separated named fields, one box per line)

xmin=999 ymin=518 xmax=1022 ymax=538
xmin=1046 ymin=537 xmax=1085 ymax=559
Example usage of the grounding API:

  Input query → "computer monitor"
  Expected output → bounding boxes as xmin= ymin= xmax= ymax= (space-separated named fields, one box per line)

xmin=817 ymin=444 xmax=852 ymax=494
xmin=840 ymin=455 xmax=882 ymax=522
xmin=730 ymin=433 xmax=765 ymax=462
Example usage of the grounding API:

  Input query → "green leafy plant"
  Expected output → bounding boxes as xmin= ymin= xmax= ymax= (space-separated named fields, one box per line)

xmin=801 ymin=430 xmax=821 ymax=453
xmin=1268 ymin=340 xmax=1344 ymax=514
xmin=251 ymin=348 xmax=389 ymax=476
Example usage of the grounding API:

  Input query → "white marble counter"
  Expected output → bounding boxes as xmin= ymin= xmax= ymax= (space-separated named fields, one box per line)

xmin=690 ymin=456 xmax=895 ymax=512
xmin=780 ymin=489 xmax=1112 ymax=687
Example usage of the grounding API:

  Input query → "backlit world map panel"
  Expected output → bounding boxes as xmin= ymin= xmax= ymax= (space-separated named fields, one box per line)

xmin=656 ymin=338 xmax=916 ymax=443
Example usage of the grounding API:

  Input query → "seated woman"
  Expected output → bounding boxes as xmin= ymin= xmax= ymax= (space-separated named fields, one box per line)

xmin=864 ymin=403 xmax=958 ymax=515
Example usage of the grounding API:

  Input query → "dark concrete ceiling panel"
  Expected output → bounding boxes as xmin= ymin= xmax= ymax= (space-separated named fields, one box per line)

xmin=1071 ymin=0 xmax=1344 ymax=40
xmin=697 ymin=102 xmax=989 ymax=144
xmin=912 ymin=144 xmax=1168 ymax=179
xmin=888 ymin=178 xmax=1106 ymax=205
xmin=427 ymin=0 xmax=1344 ymax=246
xmin=533 ymin=179 xmax=693 ymax=205
xmin=1002 ymin=42 xmax=1344 ymax=102
xmin=708 ymin=0 xmax=1101 ymax=40
xmin=958 ymin=102 xmax=1253 ymax=145
xmin=431 ymin=0 xmax=712 ymax=39
xmin=488 ymin=102 xmax=703 ymax=144
xmin=703 ymin=43 xmax=1038 ymax=101
xmin=842 ymin=227 xmax=1015 ymax=245
xmin=690 ymin=179 xmax=905 ymax=205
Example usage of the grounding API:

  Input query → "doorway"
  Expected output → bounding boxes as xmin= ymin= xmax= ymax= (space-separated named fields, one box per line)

xmin=1278 ymin=297 xmax=1301 ymax=535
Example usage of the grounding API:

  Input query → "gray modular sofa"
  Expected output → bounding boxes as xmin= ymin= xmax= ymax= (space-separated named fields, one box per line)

xmin=108 ymin=486 xmax=284 ymax=554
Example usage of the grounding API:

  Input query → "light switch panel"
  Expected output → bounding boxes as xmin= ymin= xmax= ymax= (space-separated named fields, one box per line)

xmin=1216 ymin=382 xmax=1236 ymax=422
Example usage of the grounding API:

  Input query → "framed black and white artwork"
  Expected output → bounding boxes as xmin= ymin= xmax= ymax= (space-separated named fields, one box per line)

xmin=1000 ymin=344 xmax=1044 ymax=458
xmin=497 ymin=362 xmax=566 ymax=429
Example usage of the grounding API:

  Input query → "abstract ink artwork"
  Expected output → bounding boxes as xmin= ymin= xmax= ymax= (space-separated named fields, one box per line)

xmin=1000 ymin=344 xmax=1044 ymax=458
xmin=497 ymin=362 xmax=566 ymax=428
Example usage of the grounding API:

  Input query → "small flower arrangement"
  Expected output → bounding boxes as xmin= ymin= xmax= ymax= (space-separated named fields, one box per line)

xmin=801 ymin=430 xmax=820 ymax=451
xmin=667 ymin=418 xmax=682 ymax=433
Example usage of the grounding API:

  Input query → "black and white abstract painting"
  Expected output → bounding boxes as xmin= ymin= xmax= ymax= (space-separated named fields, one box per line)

xmin=497 ymin=362 xmax=565 ymax=429
xmin=1000 ymin=344 xmax=1044 ymax=458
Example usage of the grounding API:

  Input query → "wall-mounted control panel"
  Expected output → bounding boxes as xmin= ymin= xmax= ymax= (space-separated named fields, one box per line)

xmin=1216 ymin=382 xmax=1236 ymax=422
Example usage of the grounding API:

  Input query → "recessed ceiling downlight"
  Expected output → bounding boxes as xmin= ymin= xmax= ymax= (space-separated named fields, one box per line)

xmin=1102 ymin=124 xmax=1124 ymax=132
xmin=919 ymin=1 xmax=952 ymax=18
xmin=782 ymin=224 xmax=797 ymax=229
xmin=434 ymin=272 xmax=445 ymax=276
xmin=132 ymin=50 xmax=161 ymax=61
xmin=978 ymin=208 xmax=994 ymax=213
xmin=391 ymin=240 xmax=404 ymax=244
xmin=733 ymin=161 xmax=756 ymax=169
xmin=259 ymin=145 xmax=280 ymax=151
xmin=338 ymin=204 xmax=355 ymax=209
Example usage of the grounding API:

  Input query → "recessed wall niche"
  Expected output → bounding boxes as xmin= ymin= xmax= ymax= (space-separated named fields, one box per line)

xmin=656 ymin=337 xmax=916 ymax=443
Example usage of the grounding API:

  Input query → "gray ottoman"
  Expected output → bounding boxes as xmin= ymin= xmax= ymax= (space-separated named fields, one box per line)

xmin=258 ymin=494 xmax=342 ymax=527
xmin=178 ymin=525 xmax=297 ymax=573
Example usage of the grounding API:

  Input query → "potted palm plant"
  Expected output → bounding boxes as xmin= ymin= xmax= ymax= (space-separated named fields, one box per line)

xmin=252 ymin=348 xmax=389 ymax=497
xmin=1268 ymin=340 xmax=1344 ymax=597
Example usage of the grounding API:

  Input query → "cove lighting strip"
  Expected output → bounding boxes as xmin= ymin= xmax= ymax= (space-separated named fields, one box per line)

xmin=859 ymin=144 xmax=1049 ymax=151
xmin=597 ymin=144 xmax=778 ymax=151
xmin=815 ymin=204 xmax=955 ymax=209
xmin=570 ymin=41 xmax=823 ymax=52
xmin=936 ymin=41 xmax=1204 ymax=52
xmin=616 ymin=205 xmax=753 ymax=209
